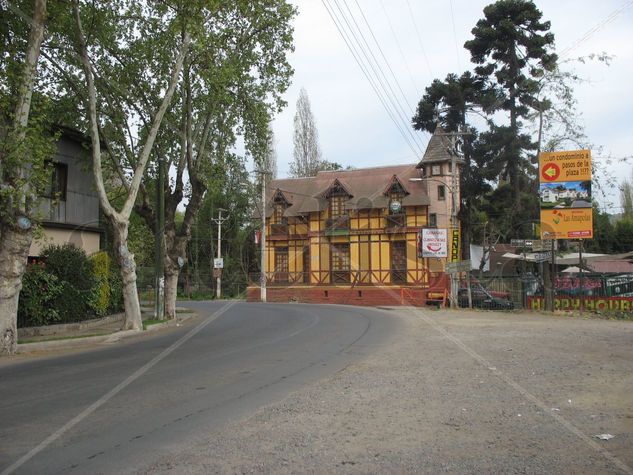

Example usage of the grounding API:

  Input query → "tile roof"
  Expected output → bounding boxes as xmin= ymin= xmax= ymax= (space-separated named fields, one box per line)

xmin=416 ymin=126 xmax=466 ymax=167
xmin=262 ymin=164 xmax=430 ymax=218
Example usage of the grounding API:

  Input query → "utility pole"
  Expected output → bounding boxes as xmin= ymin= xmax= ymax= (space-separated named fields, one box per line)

xmin=154 ymin=155 xmax=165 ymax=320
xmin=212 ymin=208 xmax=228 ymax=299
xmin=435 ymin=125 xmax=471 ymax=308
xmin=254 ymin=169 xmax=271 ymax=302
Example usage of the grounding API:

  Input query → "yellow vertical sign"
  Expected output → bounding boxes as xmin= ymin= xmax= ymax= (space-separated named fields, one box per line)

xmin=450 ymin=228 xmax=460 ymax=262
xmin=539 ymin=150 xmax=593 ymax=239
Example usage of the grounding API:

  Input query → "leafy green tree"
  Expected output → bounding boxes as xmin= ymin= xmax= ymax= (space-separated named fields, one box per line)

xmin=464 ymin=0 xmax=557 ymax=216
xmin=134 ymin=0 xmax=296 ymax=318
xmin=0 ymin=0 xmax=49 ymax=354
xmin=412 ymin=71 xmax=494 ymax=257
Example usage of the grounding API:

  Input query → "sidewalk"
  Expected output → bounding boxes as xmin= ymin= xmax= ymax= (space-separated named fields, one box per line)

xmin=16 ymin=306 xmax=197 ymax=354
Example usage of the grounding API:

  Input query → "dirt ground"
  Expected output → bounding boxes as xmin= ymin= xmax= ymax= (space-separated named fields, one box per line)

xmin=144 ymin=307 xmax=633 ymax=474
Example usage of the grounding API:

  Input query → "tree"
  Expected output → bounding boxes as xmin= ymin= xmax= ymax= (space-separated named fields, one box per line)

xmin=71 ymin=1 xmax=192 ymax=330
xmin=464 ymin=0 xmax=557 ymax=213
xmin=412 ymin=71 xmax=495 ymax=258
xmin=0 ymin=0 xmax=48 ymax=355
xmin=133 ymin=1 xmax=295 ymax=319
xmin=620 ymin=172 xmax=633 ymax=221
xmin=289 ymin=88 xmax=323 ymax=177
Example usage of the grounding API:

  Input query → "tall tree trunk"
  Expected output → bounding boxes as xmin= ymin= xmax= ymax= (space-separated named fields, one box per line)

xmin=164 ymin=267 xmax=180 ymax=320
xmin=111 ymin=220 xmax=142 ymax=331
xmin=0 ymin=227 xmax=33 ymax=355
xmin=0 ymin=0 xmax=46 ymax=355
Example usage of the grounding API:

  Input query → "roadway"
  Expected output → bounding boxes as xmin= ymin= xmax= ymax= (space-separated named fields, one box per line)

xmin=0 ymin=302 xmax=397 ymax=474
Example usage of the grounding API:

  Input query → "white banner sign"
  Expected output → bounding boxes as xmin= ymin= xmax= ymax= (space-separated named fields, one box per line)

xmin=421 ymin=228 xmax=448 ymax=258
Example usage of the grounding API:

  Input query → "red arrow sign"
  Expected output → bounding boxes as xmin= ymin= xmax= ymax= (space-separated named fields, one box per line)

xmin=541 ymin=163 xmax=560 ymax=181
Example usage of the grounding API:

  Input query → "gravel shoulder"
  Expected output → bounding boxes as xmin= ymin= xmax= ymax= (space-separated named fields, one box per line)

xmin=144 ymin=307 xmax=633 ymax=474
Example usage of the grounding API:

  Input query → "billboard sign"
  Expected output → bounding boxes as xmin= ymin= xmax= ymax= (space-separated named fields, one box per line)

xmin=419 ymin=228 xmax=448 ymax=258
xmin=539 ymin=150 xmax=593 ymax=239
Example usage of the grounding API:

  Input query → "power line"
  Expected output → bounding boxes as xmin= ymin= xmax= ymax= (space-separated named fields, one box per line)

xmin=322 ymin=0 xmax=418 ymax=156
xmin=448 ymin=0 xmax=462 ymax=71
xmin=351 ymin=0 xmax=428 ymax=154
xmin=559 ymin=0 xmax=633 ymax=58
xmin=322 ymin=0 xmax=423 ymax=158
xmin=332 ymin=0 xmax=424 ymax=153
xmin=404 ymin=0 xmax=433 ymax=79
xmin=380 ymin=0 xmax=422 ymax=97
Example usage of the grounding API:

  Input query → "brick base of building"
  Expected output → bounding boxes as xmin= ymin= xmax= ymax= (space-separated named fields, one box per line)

xmin=246 ymin=285 xmax=447 ymax=307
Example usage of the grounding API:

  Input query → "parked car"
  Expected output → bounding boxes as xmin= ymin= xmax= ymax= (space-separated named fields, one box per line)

xmin=457 ymin=287 xmax=514 ymax=310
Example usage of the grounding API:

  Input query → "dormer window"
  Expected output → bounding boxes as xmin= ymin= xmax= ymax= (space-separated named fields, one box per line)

xmin=330 ymin=195 xmax=346 ymax=217
xmin=323 ymin=179 xmax=352 ymax=218
xmin=272 ymin=203 xmax=286 ymax=224
xmin=383 ymin=175 xmax=409 ymax=215
xmin=271 ymin=189 xmax=290 ymax=224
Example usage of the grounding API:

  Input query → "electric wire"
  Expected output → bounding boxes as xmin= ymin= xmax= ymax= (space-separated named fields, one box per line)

xmin=380 ymin=0 xmax=422 ymax=96
xmin=352 ymin=0 xmax=426 ymax=151
xmin=559 ymin=0 xmax=633 ymax=58
xmin=448 ymin=0 xmax=462 ymax=71
xmin=322 ymin=0 xmax=418 ymax=157
xmin=331 ymin=0 xmax=424 ymax=154
xmin=321 ymin=0 xmax=422 ymax=158
xmin=405 ymin=0 xmax=433 ymax=78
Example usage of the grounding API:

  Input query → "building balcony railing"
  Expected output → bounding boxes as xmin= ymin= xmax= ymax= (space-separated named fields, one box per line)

xmin=325 ymin=215 xmax=349 ymax=235
xmin=385 ymin=213 xmax=406 ymax=229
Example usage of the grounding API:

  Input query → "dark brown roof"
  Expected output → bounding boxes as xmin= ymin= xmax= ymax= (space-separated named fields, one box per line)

xmin=262 ymin=164 xmax=429 ymax=218
xmin=416 ymin=126 xmax=466 ymax=167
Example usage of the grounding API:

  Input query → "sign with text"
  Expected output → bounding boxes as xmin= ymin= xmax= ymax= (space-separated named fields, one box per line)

xmin=539 ymin=149 xmax=592 ymax=239
xmin=450 ymin=229 xmax=460 ymax=262
xmin=213 ymin=258 xmax=224 ymax=269
xmin=419 ymin=228 xmax=448 ymax=258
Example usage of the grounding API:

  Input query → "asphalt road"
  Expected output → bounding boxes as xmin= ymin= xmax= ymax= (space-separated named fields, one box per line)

xmin=0 ymin=302 xmax=397 ymax=474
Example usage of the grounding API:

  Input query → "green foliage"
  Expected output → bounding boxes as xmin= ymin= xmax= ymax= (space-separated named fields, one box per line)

xmin=17 ymin=264 xmax=63 ymax=327
xmin=613 ymin=220 xmax=633 ymax=252
xmin=41 ymin=243 xmax=97 ymax=322
xmin=90 ymin=251 xmax=111 ymax=316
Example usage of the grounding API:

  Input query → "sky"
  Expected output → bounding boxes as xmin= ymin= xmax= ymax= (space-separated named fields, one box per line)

xmin=268 ymin=0 xmax=633 ymax=212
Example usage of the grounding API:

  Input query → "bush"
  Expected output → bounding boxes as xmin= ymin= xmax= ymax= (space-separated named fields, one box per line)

xmin=41 ymin=244 xmax=97 ymax=322
xmin=18 ymin=264 xmax=64 ymax=327
xmin=90 ymin=251 xmax=111 ymax=316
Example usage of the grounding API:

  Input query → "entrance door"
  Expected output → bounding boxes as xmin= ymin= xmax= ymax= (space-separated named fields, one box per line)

xmin=391 ymin=241 xmax=407 ymax=284
xmin=275 ymin=247 xmax=288 ymax=283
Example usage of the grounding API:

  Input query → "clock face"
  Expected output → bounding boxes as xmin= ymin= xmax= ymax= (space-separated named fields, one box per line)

xmin=390 ymin=200 xmax=402 ymax=213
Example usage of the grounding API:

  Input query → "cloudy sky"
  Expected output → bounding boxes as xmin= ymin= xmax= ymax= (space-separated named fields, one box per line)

xmin=269 ymin=0 xmax=633 ymax=211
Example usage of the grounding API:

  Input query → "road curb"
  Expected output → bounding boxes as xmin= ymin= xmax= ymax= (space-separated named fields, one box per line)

xmin=16 ymin=310 xmax=198 ymax=354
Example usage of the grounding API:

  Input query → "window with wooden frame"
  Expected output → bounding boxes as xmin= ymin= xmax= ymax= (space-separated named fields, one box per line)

xmin=44 ymin=161 xmax=68 ymax=201
xmin=330 ymin=243 xmax=350 ymax=283
xmin=329 ymin=195 xmax=346 ymax=217
xmin=437 ymin=185 xmax=446 ymax=201
xmin=272 ymin=204 xmax=285 ymax=224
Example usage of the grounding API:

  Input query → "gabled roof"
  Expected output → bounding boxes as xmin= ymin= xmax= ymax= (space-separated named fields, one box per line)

xmin=260 ymin=164 xmax=429 ymax=218
xmin=416 ymin=125 xmax=466 ymax=167
xmin=319 ymin=178 xmax=353 ymax=199
xmin=382 ymin=174 xmax=410 ymax=196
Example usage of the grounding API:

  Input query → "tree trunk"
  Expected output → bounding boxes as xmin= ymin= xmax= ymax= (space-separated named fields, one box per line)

xmin=0 ymin=227 xmax=33 ymax=355
xmin=112 ymin=221 xmax=142 ymax=331
xmin=164 ymin=268 xmax=179 ymax=320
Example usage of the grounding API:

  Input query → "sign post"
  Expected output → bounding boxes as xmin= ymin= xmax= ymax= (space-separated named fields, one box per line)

xmin=539 ymin=149 xmax=593 ymax=312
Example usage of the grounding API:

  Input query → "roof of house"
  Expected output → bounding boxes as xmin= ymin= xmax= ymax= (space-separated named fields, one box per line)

xmin=416 ymin=126 xmax=466 ymax=167
xmin=261 ymin=164 xmax=430 ymax=218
